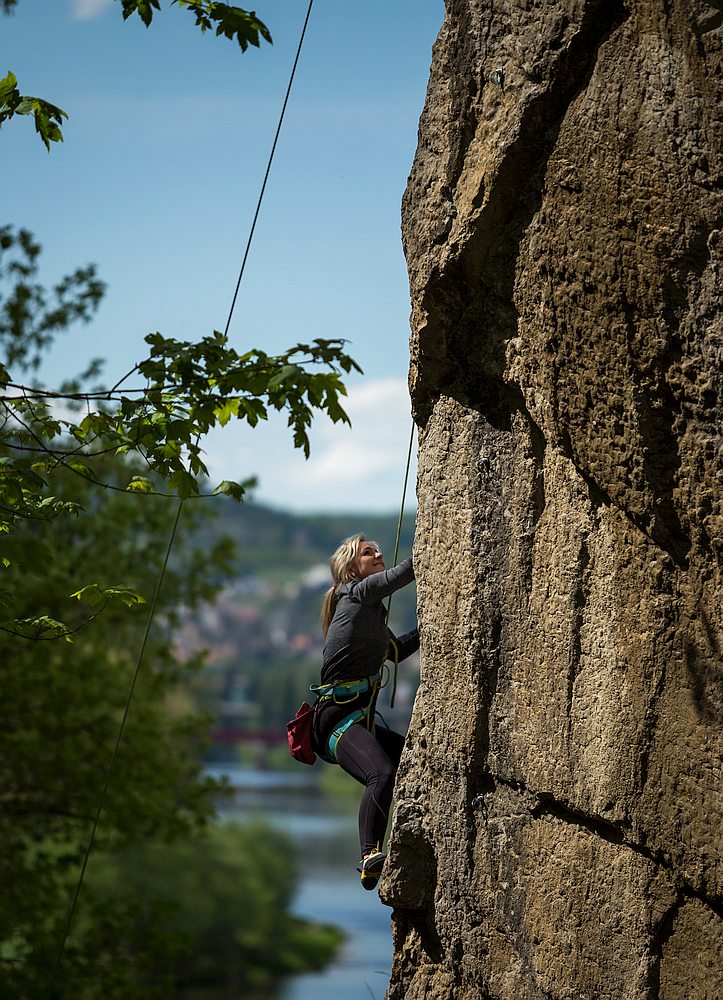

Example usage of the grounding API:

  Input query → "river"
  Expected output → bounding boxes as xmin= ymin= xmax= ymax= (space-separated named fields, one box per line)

xmin=208 ymin=765 xmax=394 ymax=1000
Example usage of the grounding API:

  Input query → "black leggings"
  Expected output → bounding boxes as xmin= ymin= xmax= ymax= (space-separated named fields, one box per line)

xmin=335 ymin=722 xmax=404 ymax=856
xmin=314 ymin=698 xmax=404 ymax=856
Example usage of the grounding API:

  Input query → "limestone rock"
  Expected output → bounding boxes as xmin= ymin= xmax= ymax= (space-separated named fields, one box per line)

xmin=384 ymin=2 xmax=723 ymax=997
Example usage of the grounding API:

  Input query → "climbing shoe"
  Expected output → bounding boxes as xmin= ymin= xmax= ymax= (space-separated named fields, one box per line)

xmin=358 ymin=850 xmax=386 ymax=891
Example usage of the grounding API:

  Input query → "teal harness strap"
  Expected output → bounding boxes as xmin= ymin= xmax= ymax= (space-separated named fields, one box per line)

xmin=310 ymin=672 xmax=379 ymax=703
xmin=314 ymin=640 xmax=404 ymax=763
xmin=323 ymin=708 xmax=368 ymax=762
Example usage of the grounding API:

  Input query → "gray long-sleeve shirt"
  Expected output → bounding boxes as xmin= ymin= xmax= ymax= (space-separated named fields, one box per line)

xmin=321 ymin=557 xmax=419 ymax=684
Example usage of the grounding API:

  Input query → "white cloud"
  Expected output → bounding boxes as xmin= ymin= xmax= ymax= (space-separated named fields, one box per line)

xmin=202 ymin=377 xmax=418 ymax=513
xmin=71 ymin=0 xmax=113 ymax=21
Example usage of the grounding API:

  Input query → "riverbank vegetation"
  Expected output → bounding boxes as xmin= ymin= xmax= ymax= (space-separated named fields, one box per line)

xmin=82 ymin=821 xmax=343 ymax=998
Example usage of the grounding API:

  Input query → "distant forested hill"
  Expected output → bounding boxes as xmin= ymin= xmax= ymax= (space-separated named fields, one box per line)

xmin=195 ymin=498 xmax=417 ymax=576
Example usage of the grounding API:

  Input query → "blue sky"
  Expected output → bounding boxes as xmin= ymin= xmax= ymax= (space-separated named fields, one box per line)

xmin=3 ymin=0 xmax=443 ymax=511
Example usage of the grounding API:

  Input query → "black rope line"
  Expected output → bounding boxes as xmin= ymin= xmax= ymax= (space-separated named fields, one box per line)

xmin=223 ymin=0 xmax=315 ymax=338
xmin=384 ymin=419 xmax=416 ymax=709
xmin=386 ymin=418 xmax=416 ymax=625
xmin=48 ymin=500 xmax=184 ymax=995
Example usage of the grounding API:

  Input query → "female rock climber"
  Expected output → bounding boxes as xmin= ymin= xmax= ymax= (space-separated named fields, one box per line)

xmin=313 ymin=534 xmax=419 ymax=890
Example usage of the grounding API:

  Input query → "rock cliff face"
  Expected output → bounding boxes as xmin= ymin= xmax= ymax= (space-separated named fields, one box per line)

xmin=381 ymin=2 xmax=722 ymax=998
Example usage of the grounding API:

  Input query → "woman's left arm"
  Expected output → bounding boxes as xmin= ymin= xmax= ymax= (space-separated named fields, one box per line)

xmin=388 ymin=626 xmax=419 ymax=662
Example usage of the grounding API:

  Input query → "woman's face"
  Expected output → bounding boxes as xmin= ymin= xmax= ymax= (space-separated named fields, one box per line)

xmin=355 ymin=540 xmax=385 ymax=579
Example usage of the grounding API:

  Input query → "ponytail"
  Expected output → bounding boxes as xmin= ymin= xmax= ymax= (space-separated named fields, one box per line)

xmin=320 ymin=585 xmax=339 ymax=637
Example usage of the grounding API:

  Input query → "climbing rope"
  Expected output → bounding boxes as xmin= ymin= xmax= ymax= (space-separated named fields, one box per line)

xmin=385 ymin=417 xmax=417 ymax=707
xmin=389 ymin=418 xmax=416 ymax=573
xmin=224 ymin=0 xmax=315 ymax=337
xmin=49 ymin=3 xmax=315 ymax=991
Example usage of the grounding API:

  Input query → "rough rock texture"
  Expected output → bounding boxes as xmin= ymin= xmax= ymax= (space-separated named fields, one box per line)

xmin=382 ymin=2 xmax=723 ymax=998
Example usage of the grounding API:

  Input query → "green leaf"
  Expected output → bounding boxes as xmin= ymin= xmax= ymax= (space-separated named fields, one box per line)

xmin=0 ymin=74 xmax=67 ymax=150
xmin=267 ymin=364 xmax=299 ymax=388
xmin=105 ymin=586 xmax=146 ymax=607
xmin=174 ymin=2 xmax=273 ymax=50
xmin=213 ymin=479 xmax=247 ymax=502
xmin=14 ymin=614 xmax=76 ymax=641
xmin=214 ymin=397 xmax=241 ymax=427
xmin=0 ymin=70 xmax=18 ymax=103
xmin=70 ymin=584 xmax=145 ymax=609
xmin=168 ymin=468 xmax=199 ymax=500
xmin=120 ymin=0 xmax=161 ymax=26
xmin=70 ymin=584 xmax=105 ymax=608
xmin=126 ymin=476 xmax=155 ymax=494
xmin=68 ymin=459 xmax=94 ymax=478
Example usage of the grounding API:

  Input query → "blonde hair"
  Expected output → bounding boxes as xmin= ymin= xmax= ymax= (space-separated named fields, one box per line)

xmin=320 ymin=534 xmax=381 ymax=636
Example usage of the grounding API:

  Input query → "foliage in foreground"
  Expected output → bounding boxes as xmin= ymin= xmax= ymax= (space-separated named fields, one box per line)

xmin=0 ymin=454 xmax=230 ymax=996
xmin=1 ymin=6 xmax=352 ymax=990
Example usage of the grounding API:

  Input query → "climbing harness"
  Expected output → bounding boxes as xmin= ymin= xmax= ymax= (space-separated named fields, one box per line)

xmin=310 ymin=671 xmax=381 ymax=703
xmin=324 ymin=708 xmax=371 ymax=762
xmin=287 ymin=672 xmax=381 ymax=766
xmin=310 ymin=671 xmax=382 ymax=763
